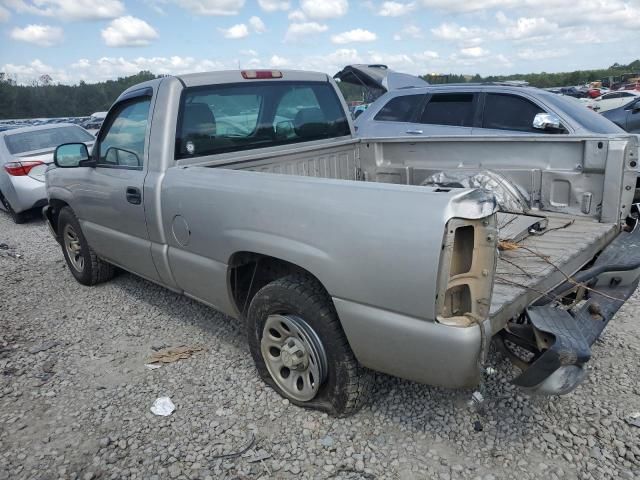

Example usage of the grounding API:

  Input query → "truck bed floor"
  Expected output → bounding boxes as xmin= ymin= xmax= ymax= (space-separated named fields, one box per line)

xmin=490 ymin=213 xmax=618 ymax=327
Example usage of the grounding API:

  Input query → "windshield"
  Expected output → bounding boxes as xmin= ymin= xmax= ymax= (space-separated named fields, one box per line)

xmin=4 ymin=126 xmax=94 ymax=154
xmin=542 ymin=93 xmax=625 ymax=134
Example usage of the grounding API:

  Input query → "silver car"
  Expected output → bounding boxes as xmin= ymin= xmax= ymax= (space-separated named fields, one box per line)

xmin=0 ymin=124 xmax=94 ymax=223
xmin=353 ymin=83 xmax=626 ymax=138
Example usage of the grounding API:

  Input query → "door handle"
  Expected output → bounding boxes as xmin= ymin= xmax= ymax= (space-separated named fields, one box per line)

xmin=126 ymin=186 xmax=142 ymax=205
xmin=406 ymin=129 xmax=424 ymax=135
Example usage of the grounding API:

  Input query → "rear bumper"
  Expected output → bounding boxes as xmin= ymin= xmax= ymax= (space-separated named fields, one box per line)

xmin=508 ymin=222 xmax=640 ymax=394
xmin=4 ymin=176 xmax=47 ymax=213
xmin=334 ymin=297 xmax=488 ymax=388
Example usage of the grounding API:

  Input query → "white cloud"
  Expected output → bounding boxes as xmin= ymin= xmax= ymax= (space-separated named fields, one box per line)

xmin=0 ymin=5 xmax=11 ymax=21
xmin=1 ymin=59 xmax=72 ymax=83
xmin=414 ymin=50 xmax=439 ymax=60
xmin=5 ymin=0 xmax=125 ymax=20
xmin=71 ymin=58 xmax=91 ymax=69
xmin=300 ymin=0 xmax=348 ymax=19
xmin=101 ymin=16 xmax=159 ymax=47
xmin=269 ymin=55 xmax=290 ymax=67
xmin=378 ymin=1 xmax=416 ymax=16
xmin=240 ymin=49 xmax=258 ymax=56
xmin=331 ymin=28 xmax=377 ymax=44
xmin=431 ymin=23 xmax=486 ymax=46
xmin=219 ymin=23 xmax=249 ymax=39
xmin=10 ymin=24 xmax=64 ymax=46
xmin=460 ymin=46 xmax=489 ymax=58
xmin=284 ymin=22 xmax=328 ymax=41
xmin=288 ymin=9 xmax=306 ymax=21
xmin=172 ymin=0 xmax=245 ymax=15
xmin=419 ymin=0 xmax=640 ymax=32
xmin=517 ymin=48 xmax=570 ymax=60
xmin=249 ymin=16 xmax=266 ymax=33
xmin=393 ymin=24 xmax=422 ymax=40
xmin=497 ymin=14 xmax=558 ymax=40
xmin=257 ymin=0 xmax=290 ymax=11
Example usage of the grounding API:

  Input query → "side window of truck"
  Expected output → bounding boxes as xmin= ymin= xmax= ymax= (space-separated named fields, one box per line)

xmin=175 ymin=81 xmax=350 ymax=159
xmin=98 ymin=97 xmax=151 ymax=169
xmin=481 ymin=93 xmax=544 ymax=133
xmin=419 ymin=93 xmax=475 ymax=127
xmin=374 ymin=94 xmax=424 ymax=122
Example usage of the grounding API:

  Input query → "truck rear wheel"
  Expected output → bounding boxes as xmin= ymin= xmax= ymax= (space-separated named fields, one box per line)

xmin=58 ymin=207 xmax=115 ymax=286
xmin=247 ymin=274 xmax=372 ymax=416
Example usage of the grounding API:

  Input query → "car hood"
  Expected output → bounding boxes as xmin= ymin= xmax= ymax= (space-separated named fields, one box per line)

xmin=334 ymin=64 xmax=429 ymax=102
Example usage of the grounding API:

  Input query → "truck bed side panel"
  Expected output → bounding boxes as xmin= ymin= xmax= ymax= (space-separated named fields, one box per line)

xmin=159 ymin=167 xmax=486 ymax=321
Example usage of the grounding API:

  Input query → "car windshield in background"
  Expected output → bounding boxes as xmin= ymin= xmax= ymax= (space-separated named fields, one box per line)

xmin=4 ymin=126 xmax=95 ymax=154
xmin=175 ymin=81 xmax=350 ymax=159
xmin=542 ymin=93 xmax=625 ymax=134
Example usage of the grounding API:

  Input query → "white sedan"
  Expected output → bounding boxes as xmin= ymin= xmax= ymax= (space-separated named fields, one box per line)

xmin=588 ymin=90 xmax=640 ymax=113
xmin=0 ymin=124 xmax=94 ymax=223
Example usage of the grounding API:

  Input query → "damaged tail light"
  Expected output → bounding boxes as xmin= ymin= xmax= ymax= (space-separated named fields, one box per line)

xmin=4 ymin=161 xmax=44 ymax=176
xmin=435 ymin=216 xmax=498 ymax=327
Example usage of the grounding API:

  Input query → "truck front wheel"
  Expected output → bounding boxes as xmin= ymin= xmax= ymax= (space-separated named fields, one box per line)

xmin=58 ymin=207 xmax=115 ymax=286
xmin=247 ymin=274 xmax=372 ymax=416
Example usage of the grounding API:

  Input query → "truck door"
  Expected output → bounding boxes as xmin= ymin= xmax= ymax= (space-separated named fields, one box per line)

xmin=73 ymin=88 xmax=159 ymax=282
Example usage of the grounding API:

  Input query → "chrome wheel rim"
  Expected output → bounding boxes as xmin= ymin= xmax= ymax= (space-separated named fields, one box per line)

xmin=261 ymin=314 xmax=328 ymax=402
xmin=63 ymin=224 xmax=84 ymax=272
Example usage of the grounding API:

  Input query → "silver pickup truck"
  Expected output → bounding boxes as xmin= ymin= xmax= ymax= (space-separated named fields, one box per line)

xmin=44 ymin=69 xmax=640 ymax=415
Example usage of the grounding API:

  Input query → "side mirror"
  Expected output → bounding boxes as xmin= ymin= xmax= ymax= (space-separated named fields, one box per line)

xmin=533 ymin=112 xmax=562 ymax=131
xmin=54 ymin=143 xmax=90 ymax=168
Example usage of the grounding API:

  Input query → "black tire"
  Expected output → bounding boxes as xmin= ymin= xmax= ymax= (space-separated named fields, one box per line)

xmin=57 ymin=207 xmax=115 ymax=286
xmin=247 ymin=274 xmax=372 ymax=416
xmin=0 ymin=191 xmax=29 ymax=224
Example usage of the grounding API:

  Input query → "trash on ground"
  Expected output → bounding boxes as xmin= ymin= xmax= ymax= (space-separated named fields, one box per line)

xmin=0 ymin=243 xmax=9 ymax=250
xmin=246 ymin=449 xmax=271 ymax=463
xmin=144 ymin=363 xmax=162 ymax=370
xmin=150 ymin=396 xmax=175 ymax=416
xmin=147 ymin=345 xmax=203 ymax=364
xmin=625 ymin=412 xmax=640 ymax=428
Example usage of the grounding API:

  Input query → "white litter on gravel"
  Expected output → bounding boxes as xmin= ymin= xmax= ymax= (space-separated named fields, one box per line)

xmin=150 ymin=396 xmax=175 ymax=416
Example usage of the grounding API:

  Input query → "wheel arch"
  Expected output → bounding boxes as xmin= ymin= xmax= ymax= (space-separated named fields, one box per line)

xmin=46 ymin=198 xmax=71 ymax=237
xmin=226 ymin=251 xmax=334 ymax=319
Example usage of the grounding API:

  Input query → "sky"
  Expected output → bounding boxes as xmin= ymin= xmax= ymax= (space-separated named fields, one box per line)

xmin=0 ymin=0 xmax=639 ymax=85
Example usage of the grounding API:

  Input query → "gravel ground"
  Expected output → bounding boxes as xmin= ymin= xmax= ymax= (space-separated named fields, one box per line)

xmin=1 ymin=212 xmax=639 ymax=480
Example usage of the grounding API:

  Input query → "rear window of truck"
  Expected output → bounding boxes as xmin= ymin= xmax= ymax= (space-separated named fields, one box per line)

xmin=175 ymin=81 xmax=351 ymax=159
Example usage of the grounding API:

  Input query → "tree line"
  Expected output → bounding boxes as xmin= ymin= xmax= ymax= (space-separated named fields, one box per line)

xmin=0 ymin=71 xmax=157 ymax=120
xmin=1 ymin=60 xmax=639 ymax=119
